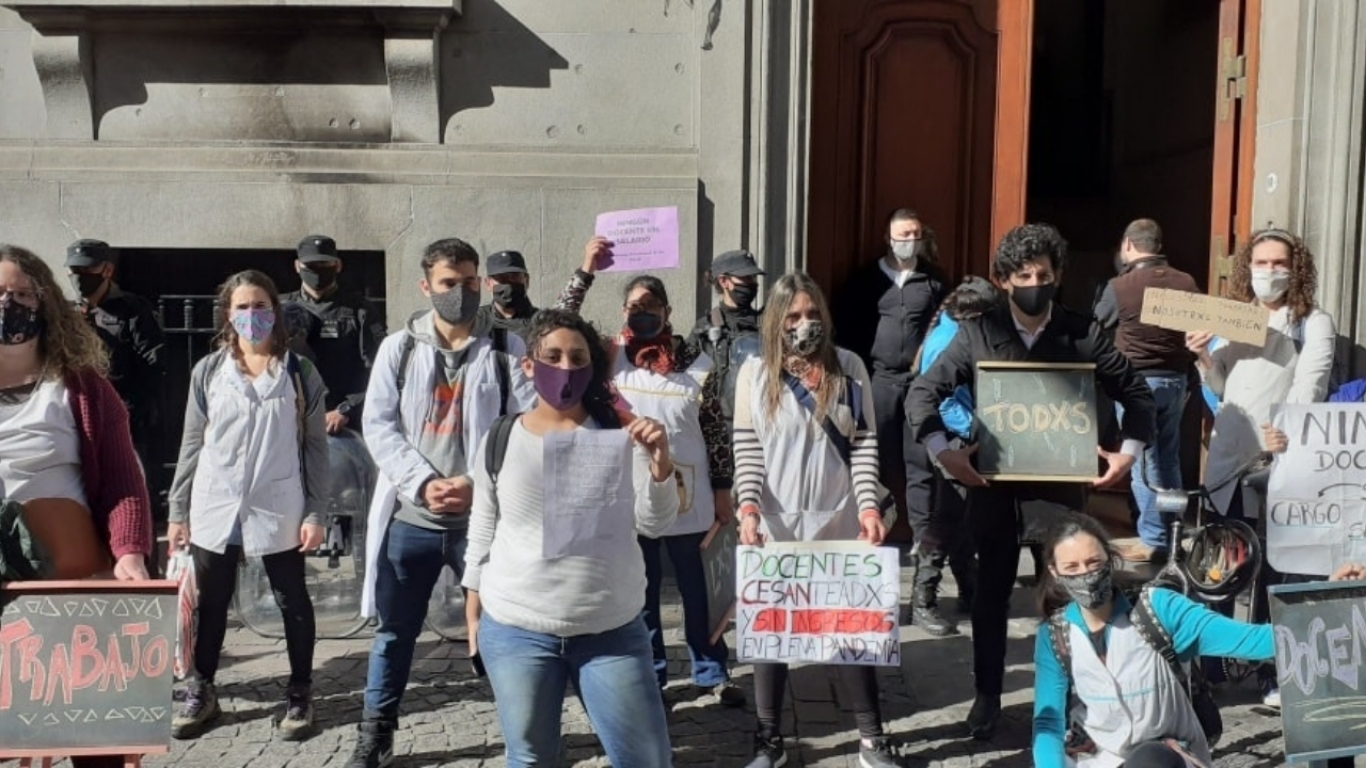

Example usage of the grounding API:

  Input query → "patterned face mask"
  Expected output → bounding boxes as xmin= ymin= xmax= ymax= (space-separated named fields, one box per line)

xmin=1057 ymin=563 xmax=1114 ymax=609
xmin=230 ymin=307 xmax=276 ymax=345
xmin=785 ymin=318 xmax=825 ymax=357
xmin=0 ymin=299 xmax=45 ymax=345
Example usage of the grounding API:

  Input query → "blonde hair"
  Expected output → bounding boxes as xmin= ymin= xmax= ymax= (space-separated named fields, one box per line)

xmin=0 ymin=244 xmax=109 ymax=378
xmin=759 ymin=272 xmax=844 ymax=420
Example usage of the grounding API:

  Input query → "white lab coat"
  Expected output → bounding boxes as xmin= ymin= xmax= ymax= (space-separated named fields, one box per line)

xmin=360 ymin=318 xmax=535 ymax=618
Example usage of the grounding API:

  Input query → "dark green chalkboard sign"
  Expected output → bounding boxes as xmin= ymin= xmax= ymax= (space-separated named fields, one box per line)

xmin=1270 ymin=579 xmax=1366 ymax=764
xmin=974 ymin=361 xmax=1098 ymax=481
xmin=0 ymin=580 xmax=177 ymax=761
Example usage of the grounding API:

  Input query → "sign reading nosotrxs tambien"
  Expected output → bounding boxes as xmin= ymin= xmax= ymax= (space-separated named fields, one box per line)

xmin=735 ymin=542 xmax=900 ymax=666
xmin=0 ymin=581 xmax=177 ymax=757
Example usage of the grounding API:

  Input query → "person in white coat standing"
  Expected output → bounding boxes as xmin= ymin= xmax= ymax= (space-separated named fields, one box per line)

xmin=167 ymin=270 xmax=330 ymax=741
xmin=346 ymin=238 xmax=534 ymax=768
xmin=732 ymin=271 xmax=899 ymax=768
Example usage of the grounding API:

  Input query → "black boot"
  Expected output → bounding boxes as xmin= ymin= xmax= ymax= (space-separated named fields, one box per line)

xmin=911 ymin=551 xmax=958 ymax=637
xmin=345 ymin=719 xmax=396 ymax=768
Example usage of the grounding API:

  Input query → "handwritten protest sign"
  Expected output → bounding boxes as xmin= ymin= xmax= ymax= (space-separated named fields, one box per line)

xmin=1140 ymin=287 xmax=1269 ymax=346
xmin=735 ymin=542 xmax=900 ymax=666
xmin=593 ymin=206 xmax=680 ymax=272
xmin=0 ymin=581 xmax=177 ymax=759
xmin=1267 ymin=404 xmax=1366 ymax=576
xmin=975 ymin=362 xmax=1098 ymax=482
xmin=1269 ymin=579 xmax=1366 ymax=763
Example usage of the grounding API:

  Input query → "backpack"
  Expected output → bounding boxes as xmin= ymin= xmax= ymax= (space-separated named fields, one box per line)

xmin=195 ymin=349 xmax=313 ymax=485
xmin=1048 ymin=585 xmax=1223 ymax=748
xmin=395 ymin=326 xmax=511 ymax=417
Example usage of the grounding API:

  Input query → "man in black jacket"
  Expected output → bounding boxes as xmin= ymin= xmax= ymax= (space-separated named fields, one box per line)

xmin=473 ymin=250 xmax=538 ymax=340
xmin=906 ymin=223 xmax=1155 ymax=739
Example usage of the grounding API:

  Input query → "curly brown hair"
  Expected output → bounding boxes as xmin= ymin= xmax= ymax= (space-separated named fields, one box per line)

xmin=213 ymin=270 xmax=291 ymax=360
xmin=1227 ymin=228 xmax=1317 ymax=323
xmin=0 ymin=244 xmax=109 ymax=378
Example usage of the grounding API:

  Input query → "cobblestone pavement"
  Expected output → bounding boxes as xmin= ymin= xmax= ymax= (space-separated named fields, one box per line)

xmin=105 ymin=548 xmax=1297 ymax=768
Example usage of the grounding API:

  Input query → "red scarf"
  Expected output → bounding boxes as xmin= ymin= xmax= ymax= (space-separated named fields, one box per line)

xmin=619 ymin=326 xmax=679 ymax=376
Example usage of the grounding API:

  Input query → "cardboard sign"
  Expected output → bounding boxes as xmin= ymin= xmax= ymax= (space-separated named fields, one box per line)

xmin=593 ymin=206 xmax=680 ymax=272
xmin=735 ymin=542 xmax=900 ymax=666
xmin=1269 ymin=579 xmax=1366 ymax=764
xmin=0 ymin=581 xmax=177 ymax=759
xmin=974 ymin=361 xmax=1099 ymax=482
xmin=1140 ymin=287 xmax=1269 ymax=346
xmin=1267 ymin=404 xmax=1366 ymax=575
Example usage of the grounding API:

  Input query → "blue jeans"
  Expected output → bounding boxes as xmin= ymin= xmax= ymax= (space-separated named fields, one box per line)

xmin=363 ymin=519 xmax=467 ymax=721
xmin=639 ymin=532 xmax=730 ymax=687
xmin=1117 ymin=374 xmax=1186 ymax=549
xmin=479 ymin=611 xmax=672 ymax=768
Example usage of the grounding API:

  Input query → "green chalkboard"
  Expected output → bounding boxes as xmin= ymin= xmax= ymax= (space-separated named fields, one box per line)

xmin=0 ymin=580 xmax=177 ymax=759
xmin=974 ymin=362 xmax=1098 ymax=481
xmin=1270 ymin=579 xmax=1366 ymax=764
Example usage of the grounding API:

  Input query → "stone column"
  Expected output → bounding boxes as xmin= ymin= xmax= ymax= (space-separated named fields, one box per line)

xmin=27 ymin=12 xmax=95 ymax=140
xmin=379 ymin=13 xmax=448 ymax=144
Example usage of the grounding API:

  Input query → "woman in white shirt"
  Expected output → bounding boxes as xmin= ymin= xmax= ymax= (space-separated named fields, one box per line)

xmin=732 ymin=272 xmax=898 ymax=768
xmin=167 ymin=270 xmax=329 ymax=742
xmin=463 ymin=309 xmax=679 ymax=768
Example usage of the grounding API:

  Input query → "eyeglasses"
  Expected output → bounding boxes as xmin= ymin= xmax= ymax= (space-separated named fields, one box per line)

xmin=0 ymin=288 xmax=41 ymax=305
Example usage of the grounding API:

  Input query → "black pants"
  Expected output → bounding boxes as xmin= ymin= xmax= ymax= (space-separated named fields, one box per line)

xmin=871 ymin=372 xmax=934 ymax=539
xmin=753 ymin=661 xmax=883 ymax=739
xmin=1122 ymin=741 xmax=1186 ymax=768
xmin=193 ymin=544 xmax=315 ymax=686
xmin=967 ymin=483 xmax=1085 ymax=696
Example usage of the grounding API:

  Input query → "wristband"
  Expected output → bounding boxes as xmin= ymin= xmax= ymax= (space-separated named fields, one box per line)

xmin=858 ymin=509 xmax=882 ymax=523
xmin=739 ymin=503 xmax=762 ymax=520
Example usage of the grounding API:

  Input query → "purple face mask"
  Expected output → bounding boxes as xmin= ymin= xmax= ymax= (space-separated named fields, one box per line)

xmin=230 ymin=307 xmax=276 ymax=345
xmin=532 ymin=359 xmax=594 ymax=410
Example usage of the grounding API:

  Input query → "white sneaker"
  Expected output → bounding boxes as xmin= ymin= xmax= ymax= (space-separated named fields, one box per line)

xmin=1262 ymin=687 xmax=1281 ymax=708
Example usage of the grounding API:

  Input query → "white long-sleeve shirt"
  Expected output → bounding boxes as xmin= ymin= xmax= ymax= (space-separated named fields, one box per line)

xmin=462 ymin=418 xmax=679 ymax=637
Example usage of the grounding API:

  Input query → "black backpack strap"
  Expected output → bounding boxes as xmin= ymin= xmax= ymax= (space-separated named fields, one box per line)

xmin=484 ymin=414 xmax=518 ymax=485
xmin=286 ymin=353 xmax=310 ymax=486
xmin=491 ymin=326 xmax=511 ymax=417
xmin=1048 ymin=609 xmax=1072 ymax=670
xmin=1132 ymin=587 xmax=1183 ymax=677
xmin=395 ymin=334 xmax=417 ymax=393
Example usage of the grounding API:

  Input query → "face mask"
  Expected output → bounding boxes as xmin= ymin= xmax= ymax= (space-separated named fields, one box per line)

xmin=626 ymin=311 xmax=665 ymax=340
xmin=1009 ymin=283 xmax=1056 ymax=317
xmin=431 ymin=286 xmax=479 ymax=326
xmin=1251 ymin=268 xmax=1291 ymax=304
xmin=785 ymin=318 xmax=825 ymax=357
xmin=0 ymin=300 xmax=45 ymax=345
xmin=891 ymin=240 xmax=924 ymax=263
xmin=491 ymin=282 xmax=529 ymax=309
xmin=728 ymin=282 xmax=758 ymax=309
xmin=532 ymin=359 xmax=594 ymax=411
xmin=230 ymin=307 xmax=275 ymax=345
xmin=69 ymin=272 xmax=106 ymax=298
xmin=1056 ymin=563 xmax=1114 ymax=610
xmin=300 ymin=267 xmax=337 ymax=292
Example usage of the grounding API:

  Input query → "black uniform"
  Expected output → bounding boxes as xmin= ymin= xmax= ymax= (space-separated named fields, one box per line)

xmin=686 ymin=303 xmax=761 ymax=453
xmin=281 ymin=288 xmax=386 ymax=425
xmin=472 ymin=301 xmax=537 ymax=341
xmin=84 ymin=284 xmax=166 ymax=430
xmin=906 ymin=302 xmax=1155 ymax=699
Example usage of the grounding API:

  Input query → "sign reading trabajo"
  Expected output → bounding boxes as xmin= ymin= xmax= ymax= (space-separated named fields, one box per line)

xmin=975 ymin=362 xmax=1098 ymax=482
xmin=1269 ymin=579 xmax=1366 ymax=764
xmin=1140 ymin=287 xmax=1269 ymax=346
xmin=0 ymin=580 xmax=177 ymax=759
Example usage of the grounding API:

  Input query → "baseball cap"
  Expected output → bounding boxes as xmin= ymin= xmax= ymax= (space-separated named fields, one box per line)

xmin=65 ymin=239 xmax=114 ymax=269
xmin=486 ymin=250 xmax=529 ymax=277
xmin=711 ymin=249 xmax=765 ymax=277
xmin=297 ymin=235 xmax=339 ymax=265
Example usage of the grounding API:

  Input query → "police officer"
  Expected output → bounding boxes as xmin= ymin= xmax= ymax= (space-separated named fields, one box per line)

xmin=472 ymin=250 xmax=537 ymax=340
xmin=281 ymin=235 xmax=386 ymax=434
xmin=66 ymin=238 xmax=167 ymax=503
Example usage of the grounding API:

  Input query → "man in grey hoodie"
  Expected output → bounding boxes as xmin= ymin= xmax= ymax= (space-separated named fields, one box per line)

xmin=346 ymin=238 xmax=535 ymax=768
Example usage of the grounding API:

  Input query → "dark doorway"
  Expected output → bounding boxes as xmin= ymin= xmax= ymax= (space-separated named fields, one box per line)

xmin=117 ymin=248 xmax=386 ymax=522
xmin=1026 ymin=0 xmax=1220 ymax=308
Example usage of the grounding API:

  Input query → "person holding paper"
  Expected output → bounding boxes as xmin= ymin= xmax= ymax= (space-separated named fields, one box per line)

xmin=732 ymin=271 xmax=900 ymax=768
xmin=345 ymin=239 xmax=536 ymax=768
xmin=906 ymin=223 xmax=1155 ymax=741
xmin=462 ymin=308 xmax=679 ymax=768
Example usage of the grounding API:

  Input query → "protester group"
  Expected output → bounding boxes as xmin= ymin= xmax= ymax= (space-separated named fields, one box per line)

xmin=0 ymin=210 xmax=1353 ymax=768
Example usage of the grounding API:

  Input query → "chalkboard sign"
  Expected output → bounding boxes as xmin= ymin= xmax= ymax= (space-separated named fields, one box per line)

xmin=701 ymin=521 xmax=738 ymax=645
xmin=0 ymin=580 xmax=177 ymax=760
xmin=1269 ymin=579 xmax=1366 ymax=764
xmin=974 ymin=361 xmax=1099 ymax=481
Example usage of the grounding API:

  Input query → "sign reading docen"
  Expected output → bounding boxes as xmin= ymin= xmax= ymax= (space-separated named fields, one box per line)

xmin=735 ymin=542 xmax=900 ymax=666
xmin=974 ymin=362 xmax=1099 ymax=482
xmin=0 ymin=581 xmax=177 ymax=758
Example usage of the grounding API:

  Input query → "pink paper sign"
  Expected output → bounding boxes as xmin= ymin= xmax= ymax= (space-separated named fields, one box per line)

xmin=594 ymin=206 xmax=680 ymax=272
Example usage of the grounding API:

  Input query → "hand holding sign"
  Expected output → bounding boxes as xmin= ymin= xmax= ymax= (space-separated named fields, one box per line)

xmin=593 ymin=207 xmax=680 ymax=273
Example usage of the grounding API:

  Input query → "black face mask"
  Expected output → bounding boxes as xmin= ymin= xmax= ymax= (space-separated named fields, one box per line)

xmin=492 ymin=282 xmax=530 ymax=309
xmin=300 ymin=267 xmax=338 ymax=292
xmin=1009 ymin=283 xmax=1056 ymax=317
xmin=0 ymin=301 xmax=45 ymax=345
xmin=70 ymin=272 xmax=106 ymax=299
xmin=728 ymin=282 xmax=758 ymax=309
xmin=626 ymin=311 xmax=665 ymax=340
xmin=431 ymin=286 xmax=480 ymax=326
